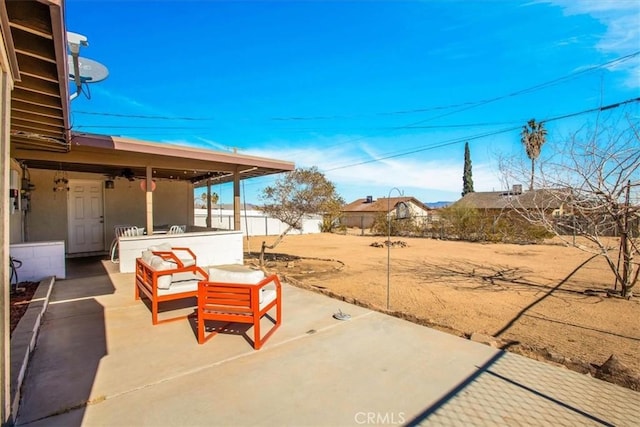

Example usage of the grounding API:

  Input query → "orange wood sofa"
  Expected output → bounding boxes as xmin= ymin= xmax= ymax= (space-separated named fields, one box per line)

xmin=135 ymin=247 xmax=208 ymax=325
xmin=197 ymin=273 xmax=282 ymax=349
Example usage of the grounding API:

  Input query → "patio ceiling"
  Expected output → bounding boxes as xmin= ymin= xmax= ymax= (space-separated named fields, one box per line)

xmin=4 ymin=0 xmax=70 ymax=153
xmin=12 ymin=132 xmax=295 ymax=184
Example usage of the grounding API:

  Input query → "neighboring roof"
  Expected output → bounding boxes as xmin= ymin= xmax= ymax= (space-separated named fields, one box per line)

xmin=13 ymin=132 xmax=295 ymax=184
xmin=342 ymin=197 xmax=431 ymax=213
xmin=4 ymin=0 xmax=70 ymax=152
xmin=453 ymin=188 xmax=568 ymax=210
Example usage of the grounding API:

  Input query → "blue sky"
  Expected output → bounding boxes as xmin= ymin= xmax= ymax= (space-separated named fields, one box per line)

xmin=66 ymin=0 xmax=640 ymax=204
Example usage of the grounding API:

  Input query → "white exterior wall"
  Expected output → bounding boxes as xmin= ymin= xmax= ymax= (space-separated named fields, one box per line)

xmin=118 ymin=230 xmax=243 ymax=273
xmin=25 ymin=170 xmax=196 ymax=252
xmin=404 ymin=201 xmax=434 ymax=226
xmin=194 ymin=209 xmax=321 ymax=236
xmin=9 ymin=241 xmax=66 ymax=281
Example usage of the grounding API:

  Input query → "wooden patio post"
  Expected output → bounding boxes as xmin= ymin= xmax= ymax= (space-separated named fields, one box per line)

xmin=206 ymin=178 xmax=212 ymax=228
xmin=233 ymin=166 xmax=241 ymax=231
xmin=1 ymin=57 xmax=14 ymax=425
xmin=145 ymin=166 xmax=153 ymax=235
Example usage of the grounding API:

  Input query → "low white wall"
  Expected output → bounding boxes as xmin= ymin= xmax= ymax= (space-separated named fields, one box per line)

xmin=9 ymin=241 xmax=66 ymax=281
xmin=118 ymin=230 xmax=244 ymax=273
xmin=194 ymin=209 xmax=321 ymax=236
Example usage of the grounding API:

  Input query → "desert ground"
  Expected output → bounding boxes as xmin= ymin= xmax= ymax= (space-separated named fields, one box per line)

xmin=244 ymin=232 xmax=639 ymax=387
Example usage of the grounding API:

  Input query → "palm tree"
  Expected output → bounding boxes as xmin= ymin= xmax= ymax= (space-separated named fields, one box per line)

xmin=521 ymin=119 xmax=547 ymax=191
xmin=199 ymin=192 xmax=219 ymax=207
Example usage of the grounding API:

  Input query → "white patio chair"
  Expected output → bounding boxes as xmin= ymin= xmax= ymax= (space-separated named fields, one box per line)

xmin=110 ymin=225 xmax=140 ymax=263
xmin=167 ymin=225 xmax=186 ymax=234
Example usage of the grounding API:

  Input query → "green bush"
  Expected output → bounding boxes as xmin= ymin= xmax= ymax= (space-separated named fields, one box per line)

xmin=320 ymin=214 xmax=345 ymax=233
xmin=440 ymin=204 xmax=553 ymax=243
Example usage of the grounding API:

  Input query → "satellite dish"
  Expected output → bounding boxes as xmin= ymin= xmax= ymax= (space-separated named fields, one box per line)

xmin=67 ymin=55 xmax=109 ymax=83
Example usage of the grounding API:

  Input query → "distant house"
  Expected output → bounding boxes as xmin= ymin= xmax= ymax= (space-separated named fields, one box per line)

xmin=451 ymin=185 xmax=568 ymax=216
xmin=341 ymin=196 xmax=434 ymax=229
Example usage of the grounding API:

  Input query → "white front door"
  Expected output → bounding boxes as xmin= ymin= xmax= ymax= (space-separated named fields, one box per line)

xmin=67 ymin=180 xmax=105 ymax=253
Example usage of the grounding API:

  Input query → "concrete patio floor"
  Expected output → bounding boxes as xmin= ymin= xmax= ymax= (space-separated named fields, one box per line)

xmin=13 ymin=258 xmax=639 ymax=426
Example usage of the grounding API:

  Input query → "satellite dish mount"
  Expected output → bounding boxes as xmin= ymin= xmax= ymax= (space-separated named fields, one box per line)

xmin=67 ymin=31 xmax=109 ymax=101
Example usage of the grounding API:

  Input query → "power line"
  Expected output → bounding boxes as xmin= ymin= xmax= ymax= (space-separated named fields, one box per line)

xmin=210 ymin=97 xmax=640 ymax=193
xmin=325 ymin=126 xmax=521 ymax=172
xmin=71 ymin=120 xmax=522 ymax=133
xmin=274 ymin=51 xmax=640 ymax=122
xmin=71 ymin=51 xmax=639 ymax=124
xmin=324 ymin=97 xmax=640 ymax=172
xmin=72 ymin=111 xmax=216 ymax=121
xmin=73 ymin=125 xmax=215 ymax=130
xmin=303 ymin=52 xmax=640 ymax=150
xmin=542 ymin=97 xmax=640 ymax=124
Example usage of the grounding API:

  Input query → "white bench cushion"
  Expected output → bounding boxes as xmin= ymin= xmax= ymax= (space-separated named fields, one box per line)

xmin=147 ymin=244 xmax=196 ymax=268
xmin=208 ymin=265 xmax=265 ymax=284
xmin=150 ymin=256 xmax=174 ymax=289
xmin=209 ymin=264 xmax=266 ymax=305
xmin=209 ymin=265 xmax=267 ymax=302
xmin=177 ymin=257 xmax=196 ymax=267
xmin=260 ymin=289 xmax=277 ymax=310
xmin=148 ymin=242 xmax=173 ymax=252
xmin=158 ymin=278 xmax=199 ymax=296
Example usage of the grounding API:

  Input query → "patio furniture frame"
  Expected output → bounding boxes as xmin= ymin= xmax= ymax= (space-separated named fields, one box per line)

xmin=135 ymin=248 xmax=208 ymax=325
xmin=197 ymin=274 xmax=282 ymax=349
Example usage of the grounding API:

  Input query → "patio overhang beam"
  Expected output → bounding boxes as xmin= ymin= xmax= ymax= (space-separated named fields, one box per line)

xmin=12 ymin=132 xmax=295 ymax=183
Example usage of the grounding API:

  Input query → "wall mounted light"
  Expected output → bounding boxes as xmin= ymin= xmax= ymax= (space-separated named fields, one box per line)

xmin=105 ymin=180 xmax=115 ymax=189
xmin=53 ymin=169 xmax=69 ymax=192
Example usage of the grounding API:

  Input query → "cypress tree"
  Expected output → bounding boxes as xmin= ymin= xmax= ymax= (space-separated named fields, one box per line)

xmin=462 ymin=142 xmax=474 ymax=196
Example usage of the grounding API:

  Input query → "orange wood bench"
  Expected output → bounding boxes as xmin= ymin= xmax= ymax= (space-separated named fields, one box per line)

xmin=135 ymin=247 xmax=208 ymax=325
xmin=197 ymin=274 xmax=282 ymax=349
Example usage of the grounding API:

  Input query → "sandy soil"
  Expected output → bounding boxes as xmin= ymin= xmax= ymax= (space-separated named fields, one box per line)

xmin=244 ymin=233 xmax=640 ymax=385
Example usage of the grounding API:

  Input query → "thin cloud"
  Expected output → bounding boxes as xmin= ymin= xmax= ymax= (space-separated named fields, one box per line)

xmin=243 ymin=143 xmax=503 ymax=201
xmin=541 ymin=0 xmax=640 ymax=87
xmin=91 ymin=86 xmax=192 ymax=117
xmin=193 ymin=136 xmax=231 ymax=151
xmin=552 ymin=36 xmax=582 ymax=47
xmin=546 ymin=0 xmax=639 ymax=53
xmin=91 ymin=87 xmax=149 ymax=110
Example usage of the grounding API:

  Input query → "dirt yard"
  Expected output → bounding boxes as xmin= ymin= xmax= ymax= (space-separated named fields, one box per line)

xmin=244 ymin=233 xmax=640 ymax=389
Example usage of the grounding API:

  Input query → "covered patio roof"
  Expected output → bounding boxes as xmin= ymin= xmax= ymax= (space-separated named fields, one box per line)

xmin=12 ymin=132 xmax=295 ymax=184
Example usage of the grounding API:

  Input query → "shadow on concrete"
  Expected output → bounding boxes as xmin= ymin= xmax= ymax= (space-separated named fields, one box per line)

xmin=16 ymin=256 xmax=111 ymax=426
xmin=404 ymin=351 xmax=506 ymax=426
xmin=186 ymin=314 xmax=279 ymax=348
xmin=64 ymin=256 xmax=110 ymax=280
xmin=187 ymin=316 xmax=254 ymax=346
xmin=137 ymin=296 xmax=197 ymax=324
xmin=16 ymin=298 xmax=107 ymax=426
xmin=404 ymin=348 xmax=614 ymax=427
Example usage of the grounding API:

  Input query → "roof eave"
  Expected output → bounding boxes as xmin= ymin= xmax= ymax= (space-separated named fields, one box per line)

xmin=71 ymin=133 xmax=295 ymax=171
xmin=46 ymin=0 xmax=71 ymax=150
xmin=0 ymin=0 xmax=20 ymax=81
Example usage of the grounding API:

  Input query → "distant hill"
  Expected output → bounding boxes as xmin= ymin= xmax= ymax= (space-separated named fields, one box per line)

xmin=425 ymin=201 xmax=453 ymax=209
